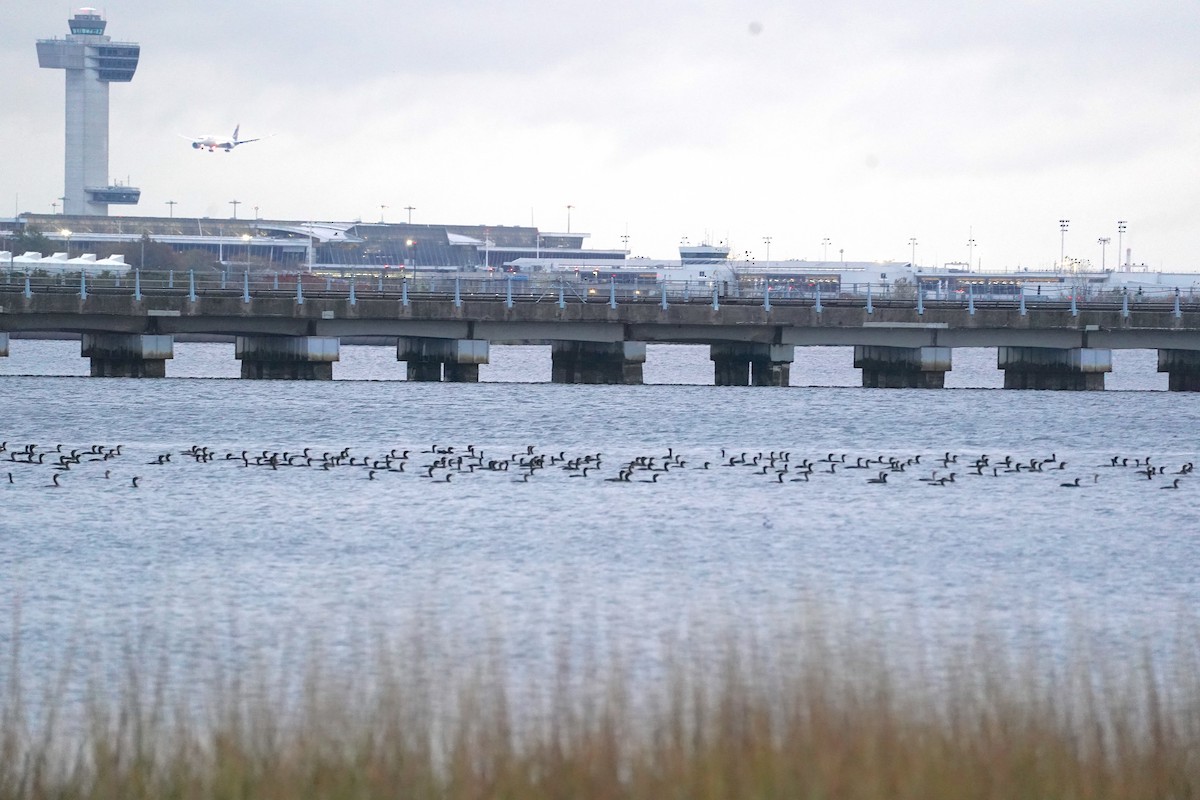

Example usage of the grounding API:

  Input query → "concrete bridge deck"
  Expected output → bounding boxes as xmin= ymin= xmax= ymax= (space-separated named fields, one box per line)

xmin=3 ymin=279 xmax=1200 ymax=388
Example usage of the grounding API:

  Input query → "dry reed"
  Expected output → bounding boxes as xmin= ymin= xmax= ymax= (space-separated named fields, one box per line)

xmin=0 ymin=612 xmax=1196 ymax=799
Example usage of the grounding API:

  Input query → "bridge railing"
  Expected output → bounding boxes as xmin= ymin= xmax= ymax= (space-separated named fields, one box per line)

xmin=1 ymin=267 xmax=1197 ymax=312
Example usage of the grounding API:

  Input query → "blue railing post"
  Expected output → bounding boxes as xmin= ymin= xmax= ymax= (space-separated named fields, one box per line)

xmin=1174 ymin=288 xmax=1182 ymax=319
xmin=23 ymin=274 xmax=31 ymax=299
xmin=814 ymin=284 xmax=822 ymax=313
xmin=242 ymin=270 xmax=250 ymax=303
xmin=296 ymin=276 xmax=304 ymax=305
xmin=916 ymin=285 xmax=924 ymax=316
xmin=505 ymin=277 xmax=513 ymax=309
xmin=220 ymin=270 xmax=227 ymax=290
xmin=865 ymin=283 xmax=874 ymax=314
xmin=188 ymin=270 xmax=197 ymax=302
xmin=79 ymin=271 xmax=87 ymax=300
xmin=763 ymin=285 xmax=771 ymax=312
xmin=135 ymin=269 xmax=142 ymax=302
xmin=325 ymin=277 xmax=332 ymax=291
xmin=609 ymin=277 xmax=617 ymax=310
xmin=711 ymin=285 xmax=720 ymax=311
xmin=454 ymin=277 xmax=462 ymax=308
xmin=660 ymin=282 xmax=668 ymax=311
xmin=168 ymin=269 xmax=175 ymax=289
xmin=1070 ymin=294 xmax=1078 ymax=317
xmin=559 ymin=281 xmax=567 ymax=310
xmin=402 ymin=279 xmax=409 ymax=306
xmin=968 ymin=284 xmax=975 ymax=316
xmin=349 ymin=277 xmax=357 ymax=306
xmin=378 ymin=274 xmax=384 ymax=292
xmin=273 ymin=273 xmax=279 ymax=290
xmin=1019 ymin=290 xmax=1026 ymax=316
xmin=1121 ymin=290 xmax=1129 ymax=318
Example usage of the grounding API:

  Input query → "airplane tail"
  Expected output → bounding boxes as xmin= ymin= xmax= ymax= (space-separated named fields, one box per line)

xmin=232 ymin=124 xmax=240 ymax=144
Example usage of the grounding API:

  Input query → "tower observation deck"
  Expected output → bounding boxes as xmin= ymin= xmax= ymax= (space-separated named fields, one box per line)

xmin=37 ymin=8 xmax=141 ymax=215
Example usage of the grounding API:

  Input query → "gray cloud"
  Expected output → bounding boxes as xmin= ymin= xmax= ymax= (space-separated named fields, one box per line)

xmin=2 ymin=0 xmax=1197 ymax=268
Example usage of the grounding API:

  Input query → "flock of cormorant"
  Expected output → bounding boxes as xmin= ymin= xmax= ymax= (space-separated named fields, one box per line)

xmin=1 ymin=440 xmax=1193 ymax=491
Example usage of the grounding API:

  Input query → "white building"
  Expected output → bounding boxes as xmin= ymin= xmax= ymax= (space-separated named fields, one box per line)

xmin=0 ymin=251 xmax=131 ymax=275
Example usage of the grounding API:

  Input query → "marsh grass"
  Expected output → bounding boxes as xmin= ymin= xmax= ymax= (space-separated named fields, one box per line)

xmin=1 ymin=614 xmax=1197 ymax=799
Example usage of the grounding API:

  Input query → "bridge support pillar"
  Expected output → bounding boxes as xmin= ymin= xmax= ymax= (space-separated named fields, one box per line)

xmin=854 ymin=345 xmax=951 ymax=388
xmin=81 ymin=333 xmax=173 ymax=378
xmin=0 ymin=333 xmax=7 ymax=358
xmin=998 ymin=347 xmax=1110 ymax=390
xmin=710 ymin=343 xmax=793 ymax=386
xmin=236 ymin=336 xmax=339 ymax=380
xmin=551 ymin=341 xmax=645 ymax=384
xmin=1157 ymin=349 xmax=1200 ymax=391
xmin=397 ymin=338 xmax=489 ymax=382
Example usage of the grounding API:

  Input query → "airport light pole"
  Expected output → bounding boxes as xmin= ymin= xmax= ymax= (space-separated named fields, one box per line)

xmin=762 ymin=235 xmax=772 ymax=263
xmin=379 ymin=204 xmax=388 ymax=223
xmin=909 ymin=237 xmax=918 ymax=266
xmin=166 ymin=200 xmax=176 ymax=218
xmin=822 ymin=237 xmax=831 ymax=261
xmin=230 ymin=199 xmax=240 ymax=220
xmin=566 ymin=205 xmax=574 ymax=233
xmin=1059 ymin=219 xmax=1070 ymax=269
xmin=404 ymin=206 xmax=415 ymax=225
xmin=1098 ymin=237 xmax=1110 ymax=271
xmin=968 ymin=236 xmax=976 ymax=270
xmin=1117 ymin=220 xmax=1127 ymax=270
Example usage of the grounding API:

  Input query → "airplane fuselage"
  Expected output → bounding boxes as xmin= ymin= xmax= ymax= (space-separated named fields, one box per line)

xmin=191 ymin=137 xmax=236 ymax=152
xmin=186 ymin=125 xmax=262 ymax=153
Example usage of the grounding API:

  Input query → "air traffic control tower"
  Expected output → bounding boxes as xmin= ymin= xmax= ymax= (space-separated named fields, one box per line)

xmin=37 ymin=8 xmax=141 ymax=215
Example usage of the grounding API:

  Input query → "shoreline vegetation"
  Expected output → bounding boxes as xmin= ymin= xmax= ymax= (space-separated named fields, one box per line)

xmin=1 ymin=617 xmax=1197 ymax=799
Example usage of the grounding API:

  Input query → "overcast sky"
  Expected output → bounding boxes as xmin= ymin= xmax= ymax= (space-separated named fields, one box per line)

xmin=3 ymin=0 xmax=1198 ymax=269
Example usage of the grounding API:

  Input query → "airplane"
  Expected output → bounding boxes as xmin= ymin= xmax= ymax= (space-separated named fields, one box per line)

xmin=182 ymin=125 xmax=271 ymax=152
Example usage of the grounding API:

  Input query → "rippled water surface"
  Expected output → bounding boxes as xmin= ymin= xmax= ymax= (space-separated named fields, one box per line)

xmin=1 ymin=340 xmax=1196 ymax=700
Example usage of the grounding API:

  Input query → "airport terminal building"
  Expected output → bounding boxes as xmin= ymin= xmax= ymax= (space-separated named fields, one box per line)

xmin=2 ymin=214 xmax=627 ymax=273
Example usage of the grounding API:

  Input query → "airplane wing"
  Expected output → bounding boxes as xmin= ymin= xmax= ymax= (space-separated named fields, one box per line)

xmin=235 ymin=133 xmax=276 ymax=146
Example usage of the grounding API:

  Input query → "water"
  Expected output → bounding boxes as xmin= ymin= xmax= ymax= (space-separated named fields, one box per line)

xmin=0 ymin=340 xmax=1195 ymax=712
